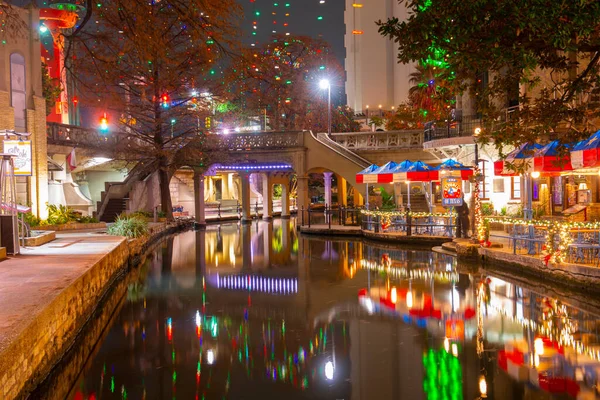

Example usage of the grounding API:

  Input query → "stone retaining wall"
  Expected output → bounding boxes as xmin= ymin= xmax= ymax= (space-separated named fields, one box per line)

xmin=0 ymin=219 xmax=194 ymax=400
xmin=35 ymin=222 xmax=107 ymax=231
xmin=479 ymin=247 xmax=600 ymax=297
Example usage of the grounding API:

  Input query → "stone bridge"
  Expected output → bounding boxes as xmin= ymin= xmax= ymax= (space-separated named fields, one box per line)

xmin=46 ymin=123 xmax=433 ymax=222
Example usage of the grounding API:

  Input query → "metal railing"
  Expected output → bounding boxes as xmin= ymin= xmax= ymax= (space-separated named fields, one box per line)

xmin=299 ymin=205 xmax=361 ymax=228
xmin=362 ymin=211 xmax=456 ymax=237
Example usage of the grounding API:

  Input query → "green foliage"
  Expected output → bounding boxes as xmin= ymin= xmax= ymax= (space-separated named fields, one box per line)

xmin=46 ymin=204 xmax=78 ymax=225
xmin=481 ymin=203 xmax=495 ymax=216
xmin=500 ymin=206 xmax=507 ymax=216
xmin=385 ymin=102 xmax=425 ymax=130
xmin=23 ymin=212 xmax=41 ymax=227
xmin=370 ymin=116 xmax=385 ymax=128
xmin=107 ymin=215 xmax=148 ymax=238
xmin=273 ymin=184 xmax=282 ymax=199
xmin=77 ymin=215 xmax=99 ymax=224
xmin=41 ymin=62 xmax=62 ymax=116
xmin=377 ymin=0 xmax=600 ymax=147
xmin=379 ymin=187 xmax=395 ymax=210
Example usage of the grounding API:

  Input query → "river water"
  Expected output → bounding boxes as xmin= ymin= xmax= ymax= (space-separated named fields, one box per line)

xmin=47 ymin=219 xmax=600 ymax=399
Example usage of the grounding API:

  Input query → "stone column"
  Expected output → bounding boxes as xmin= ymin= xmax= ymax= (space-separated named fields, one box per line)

xmin=193 ymin=171 xmax=205 ymax=225
xmin=353 ymin=188 xmax=364 ymax=207
xmin=337 ymin=175 xmax=347 ymax=206
xmin=323 ymin=172 xmax=333 ymax=208
xmin=296 ymin=175 xmax=310 ymax=213
xmin=262 ymin=172 xmax=273 ymax=220
xmin=221 ymin=172 xmax=230 ymax=199
xmin=240 ymin=172 xmax=252 ymax=223
xmin=281 ymin=183 xmax=290 ymax=218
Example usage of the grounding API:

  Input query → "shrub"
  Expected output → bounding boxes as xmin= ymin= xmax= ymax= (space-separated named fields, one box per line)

xmin=500 ymin=206 xmax=507 ymax=216
xmin=77 ymin=215 xmax=99 ymax=223
xmin=23 ymin=212 xmax=41 ymax=227
xmin=481 ymin=203 xmax=495 ymax=216
xmin=46 ymin=204 xmax=77 ymax=225
xmin=107 ymin=215 xmax=148 ymax=238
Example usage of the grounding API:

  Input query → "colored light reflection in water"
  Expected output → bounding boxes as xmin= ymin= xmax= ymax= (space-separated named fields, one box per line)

xmin=48 ymin=220 xmax=600 ymax=400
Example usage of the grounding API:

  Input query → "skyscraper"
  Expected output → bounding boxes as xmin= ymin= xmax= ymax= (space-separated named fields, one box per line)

xmin=344 ymin=0 xmax=415 ymax=113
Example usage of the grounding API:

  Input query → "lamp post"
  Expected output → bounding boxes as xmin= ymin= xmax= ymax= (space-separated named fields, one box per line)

xmin=319 ymin=79 xmax=331 ymax=137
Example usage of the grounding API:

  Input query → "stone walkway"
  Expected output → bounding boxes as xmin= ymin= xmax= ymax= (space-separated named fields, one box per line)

xmin=0 ymin=231 xmax=125 ymax=355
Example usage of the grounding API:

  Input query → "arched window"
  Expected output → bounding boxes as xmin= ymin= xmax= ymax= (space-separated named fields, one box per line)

xmin=10 ymin=53 xmax=26 ymax=130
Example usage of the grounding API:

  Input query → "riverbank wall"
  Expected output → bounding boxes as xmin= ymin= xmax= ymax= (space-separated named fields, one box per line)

xmin=0 ymin=219 xmax=194 ymax=400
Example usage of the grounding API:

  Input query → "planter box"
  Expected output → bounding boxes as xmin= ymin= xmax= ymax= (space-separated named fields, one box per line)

xmin=23 ymin=230 xmax=56 ymax=246
xmin=35 ymin=222 xmax=107 ymax=231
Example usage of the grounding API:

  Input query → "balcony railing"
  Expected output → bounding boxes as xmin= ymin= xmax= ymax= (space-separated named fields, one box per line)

xmin=424 ymin=107 xmax=520 ymax=142
xmin=331 ymin=130 xmax=423 ymax=151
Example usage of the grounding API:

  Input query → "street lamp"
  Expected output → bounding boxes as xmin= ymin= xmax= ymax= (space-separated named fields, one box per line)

xmin=319 ymin=79 xmax=331 ymax=137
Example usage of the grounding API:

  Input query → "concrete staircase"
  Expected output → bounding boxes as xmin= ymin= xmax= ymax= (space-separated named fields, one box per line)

xmin=403 ymin=193 xmax=430 ymax=213
xmin=99 ymin=197 xmax=128 ymax=222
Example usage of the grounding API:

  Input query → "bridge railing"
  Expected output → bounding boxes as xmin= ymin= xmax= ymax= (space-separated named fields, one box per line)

xmin=205 ymin=131 xmax=304 ymax=150
xmin=331 ymin=130 xmax=423 ymax=151
xmin=47 ymin=122 xmax=124 ymax=148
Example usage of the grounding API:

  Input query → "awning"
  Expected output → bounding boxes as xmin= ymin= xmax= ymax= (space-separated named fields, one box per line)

xmin=434 ymin=159 xmax=474 ymax=180
xmin=47 ymin=156 xmax=63 ymax=172
xmin=570 ymin=130 xmax=600 ymax=169
xmin=356 ymin=164 xmax=379 ymax=184
xmin=494 ymin=143 xmax=541 ymax=176
xmin=373 ymin=161 xmax=398 ymax=183
xmin=393 ymin=160 xmax=436 ymax=182
xmin=533 ymin=140 xmax=572 ymax=174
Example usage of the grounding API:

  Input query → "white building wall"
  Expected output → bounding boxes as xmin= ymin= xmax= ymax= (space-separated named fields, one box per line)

xmin=344 ymin=0 xmax=414 ymax=112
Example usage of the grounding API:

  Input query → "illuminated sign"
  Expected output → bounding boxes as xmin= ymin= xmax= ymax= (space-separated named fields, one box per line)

xmin=3 ymin=140 xmax=32 ymax=176
xmin=441 ymin=176 xmax=463 ymax=207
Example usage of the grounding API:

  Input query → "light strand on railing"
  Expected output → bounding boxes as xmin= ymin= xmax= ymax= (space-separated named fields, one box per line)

xmin=216 ymin=275 xmax=298 ymax=294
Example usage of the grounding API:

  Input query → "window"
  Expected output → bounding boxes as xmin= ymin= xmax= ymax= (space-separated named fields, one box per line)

xmin=10 ymin=53 xmax=26 ymax=130
xmin=478 ymin=160 xmax=490 ymax=199
xmin=510 ymin=177 xmax=521 ymax=199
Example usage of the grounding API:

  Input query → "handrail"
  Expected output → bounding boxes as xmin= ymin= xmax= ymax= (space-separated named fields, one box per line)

xmin=421 ymin=182 xmax=433 ymax=213
xmin=312 ymin=132 xmax=371 ymax=169
xmin=96 ymin=161 xmax=156 ymax=220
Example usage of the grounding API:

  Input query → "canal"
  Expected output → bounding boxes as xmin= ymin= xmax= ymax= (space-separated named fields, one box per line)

xmin=42 ymin=219 xmax=600 ymax=399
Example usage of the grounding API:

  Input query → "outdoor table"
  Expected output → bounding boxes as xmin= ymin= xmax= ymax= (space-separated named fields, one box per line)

xmin=568 ymin=229 xmax=600 ymax=265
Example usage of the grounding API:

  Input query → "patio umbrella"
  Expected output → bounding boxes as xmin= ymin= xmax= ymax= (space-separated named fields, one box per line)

xmin=356 ymin=164 xmax=379 ymax=184
xmin=570 ymin=130 xmax=600 ymax=169
xmin=433 ymin=159 xmax=474 ymax=180
xmin=533 ymin=140 xmax=572 ymax=174
xmin=373 ymin=161 xmax=398 ymax=184
xmin=356 ymin=164 xmax=379 ymax=209
xmin=393 ymin=160 xmax=436 ymax=210
xmin=494 ymin=143 xmax=542 ymax=176
xmin=391 ymin=160 xmax=414 ymax=183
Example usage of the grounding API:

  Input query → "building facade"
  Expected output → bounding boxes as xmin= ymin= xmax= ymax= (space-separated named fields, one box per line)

xmin=0 ymin=6 xmax=49 ymax=218
xmin=344 ymin=0 xmax=414 ymax=113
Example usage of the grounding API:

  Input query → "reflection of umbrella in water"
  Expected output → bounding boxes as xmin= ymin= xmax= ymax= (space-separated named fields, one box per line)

xmin=320 ymin=241 xmax=338 ymax=261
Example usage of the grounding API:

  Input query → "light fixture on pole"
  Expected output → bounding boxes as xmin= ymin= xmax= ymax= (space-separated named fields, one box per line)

xmin=319 ymin=79 xmax=331 ymax=137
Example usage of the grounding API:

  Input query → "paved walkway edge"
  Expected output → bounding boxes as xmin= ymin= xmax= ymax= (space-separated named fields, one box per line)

xmin=299 ymin=226 xmax=451 ymax=246
xmin=476 ymin=246 xmax=600 ymax=297
xmin=0 ymin=219 xmax=194 ymax=400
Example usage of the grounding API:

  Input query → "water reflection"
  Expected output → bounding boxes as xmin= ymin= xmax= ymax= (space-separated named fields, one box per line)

xmin=61 ymin=219 xmax=600 ymax=400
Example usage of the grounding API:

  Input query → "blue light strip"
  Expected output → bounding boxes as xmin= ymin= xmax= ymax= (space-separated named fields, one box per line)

xmin=218 ymin=164 xmax=292 ymax=170
xmin=216 ymin=275 xmax=298 ymax=294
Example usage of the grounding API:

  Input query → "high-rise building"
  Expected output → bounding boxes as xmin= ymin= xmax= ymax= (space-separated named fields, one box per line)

xmin=344 ymin=0 xmax=414 ymax=113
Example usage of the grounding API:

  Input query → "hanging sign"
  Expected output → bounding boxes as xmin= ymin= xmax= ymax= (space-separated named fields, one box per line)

xmin=441 ymin=176 xmax=463 ymax=207
xmin=3 ymin=140 xmax=32 ymax=176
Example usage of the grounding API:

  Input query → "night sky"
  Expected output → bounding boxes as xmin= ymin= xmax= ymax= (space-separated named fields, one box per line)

xmin=240 ymin=0 xmax=347 ymax=103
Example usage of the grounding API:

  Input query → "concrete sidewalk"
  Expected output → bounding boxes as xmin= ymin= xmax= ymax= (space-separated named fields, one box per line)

xmin=0 ymin=231 xmax=125 ymax=355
